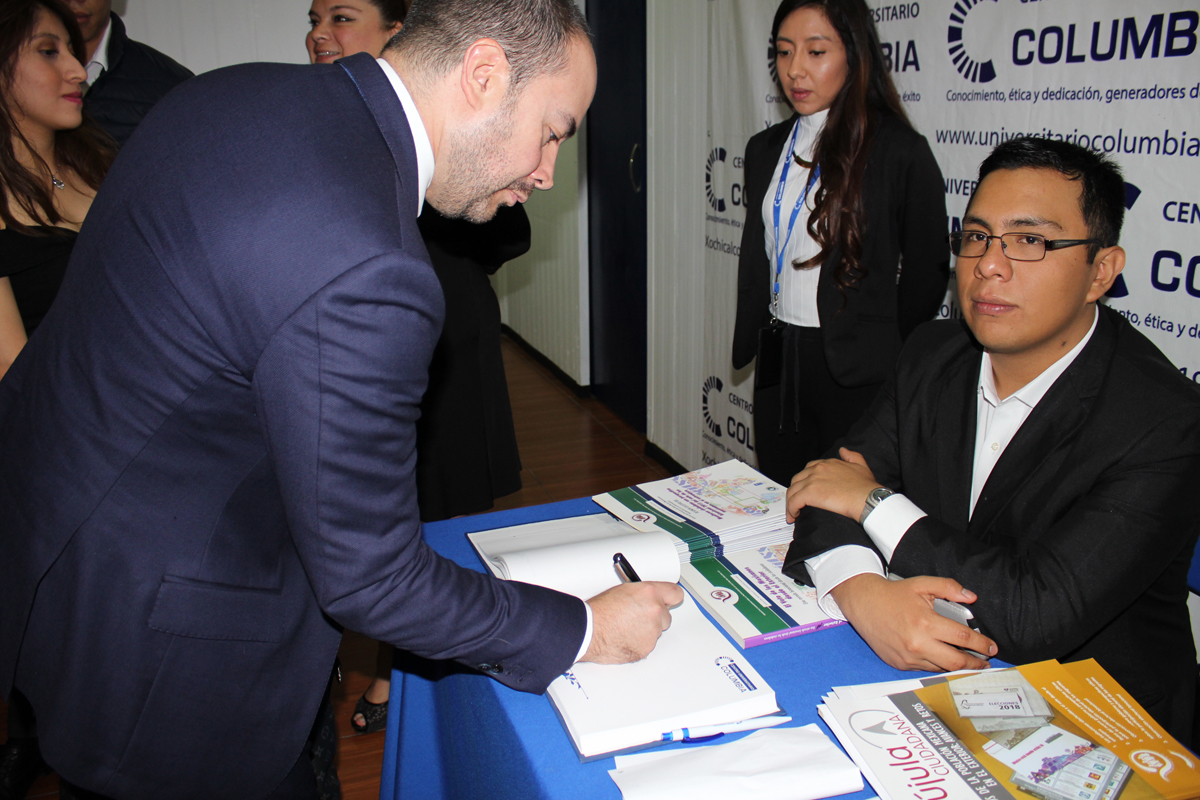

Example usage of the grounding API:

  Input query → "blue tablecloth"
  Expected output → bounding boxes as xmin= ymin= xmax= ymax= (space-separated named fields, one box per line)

xmin=379 ymin=498 xmax=954 ymax=800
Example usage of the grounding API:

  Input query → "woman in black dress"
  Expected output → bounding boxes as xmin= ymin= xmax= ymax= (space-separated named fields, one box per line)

xmin=0 ymin=0 xmax=115 ymax=794
xmin=0 ymin=0 xmax=113 ymax=381
xmin=731 ymin=0 xmax=948 ymax=487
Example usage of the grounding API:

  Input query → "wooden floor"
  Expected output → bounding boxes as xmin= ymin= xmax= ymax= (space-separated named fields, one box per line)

xmin=5 ymin=334 xmax=675 ymax=800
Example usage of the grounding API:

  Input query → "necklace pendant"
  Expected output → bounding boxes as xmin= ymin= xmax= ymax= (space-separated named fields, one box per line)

xmin=51 ymin=175 xmax=65 ymax=190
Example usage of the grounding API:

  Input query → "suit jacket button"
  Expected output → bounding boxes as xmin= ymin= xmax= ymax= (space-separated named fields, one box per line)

xmin=477 ymin=663 xmax=503 ymax=675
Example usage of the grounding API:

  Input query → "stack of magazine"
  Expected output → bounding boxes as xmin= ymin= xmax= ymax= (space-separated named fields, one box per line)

xmin=595 ymin=460 xmax=843 ymax=649
xmin=819 ymin=659 xmax=1200 ymax=800
xmin=594 ymin=459 xmax=792 ymax=561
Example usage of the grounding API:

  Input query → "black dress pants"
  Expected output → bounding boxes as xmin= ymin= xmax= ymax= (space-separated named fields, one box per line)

xmin=752 ymin=325 xmax=881 ymax=487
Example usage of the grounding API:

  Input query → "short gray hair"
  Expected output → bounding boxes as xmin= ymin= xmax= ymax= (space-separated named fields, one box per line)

xmin=384 ymin=0 xmax=590 ymax=94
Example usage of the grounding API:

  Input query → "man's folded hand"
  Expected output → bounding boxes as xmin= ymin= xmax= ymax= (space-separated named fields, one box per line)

xmin=786 ymin=447 xmax=881 ymax=523
xmin=830 ymin=573 xmax=997 ymax=672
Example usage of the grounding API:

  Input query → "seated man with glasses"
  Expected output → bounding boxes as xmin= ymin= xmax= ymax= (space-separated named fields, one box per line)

xmin=781 ymin=136 xmax=1200 ymax=743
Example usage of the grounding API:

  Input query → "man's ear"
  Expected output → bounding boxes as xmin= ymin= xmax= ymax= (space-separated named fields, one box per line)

xmin=1086 ymin=244 xmax=1125 ymax=303
xmin=459 ymin=38 xmax=511 ymax=113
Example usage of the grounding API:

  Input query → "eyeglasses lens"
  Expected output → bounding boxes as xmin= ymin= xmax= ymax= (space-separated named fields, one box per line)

xmin=950 ymin=233 xmax=1045 ymax=261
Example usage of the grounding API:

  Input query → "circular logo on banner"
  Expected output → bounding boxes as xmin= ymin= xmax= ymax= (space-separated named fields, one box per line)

xmin=767 ymin=35 xmax=779 ymax=84
xmin=946 ymin=0 xmax=999 ymax=83
xmin=705 ymin=148 xmax=728 ymax=212
xmin=702 ymin=376 xmax=724 ymax=437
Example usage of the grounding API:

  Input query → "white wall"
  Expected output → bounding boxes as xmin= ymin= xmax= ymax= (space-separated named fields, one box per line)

xmin=117 ymin=0 xmax=310 ymax=73
xmin=645 ymin=0 xmax=708 ymax=468
xmin=492 ymin=133 xmax=591 ymax=386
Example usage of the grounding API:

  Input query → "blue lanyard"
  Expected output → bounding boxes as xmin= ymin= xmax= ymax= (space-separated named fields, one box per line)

xmin=771 ymin=120 xmax=820 ymax=314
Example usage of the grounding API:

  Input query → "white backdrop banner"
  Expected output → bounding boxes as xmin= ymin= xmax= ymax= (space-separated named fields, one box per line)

xmin=700 ymin=0 xmax=1200 ymax=467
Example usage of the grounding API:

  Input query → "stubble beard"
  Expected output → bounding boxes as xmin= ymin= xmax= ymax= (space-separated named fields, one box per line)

xmin=432 ymin=103 xmax=532 ymax=223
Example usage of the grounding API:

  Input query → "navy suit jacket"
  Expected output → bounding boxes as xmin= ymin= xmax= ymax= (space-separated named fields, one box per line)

xmin=783 ymin=307 xmax=1200 ymax=741
xmin=0 ymin=54 xmax=584 ymax=799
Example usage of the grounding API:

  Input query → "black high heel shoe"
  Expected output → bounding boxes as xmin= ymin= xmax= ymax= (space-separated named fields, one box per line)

xmin=0 ymin=738 xmax=49 ymax=800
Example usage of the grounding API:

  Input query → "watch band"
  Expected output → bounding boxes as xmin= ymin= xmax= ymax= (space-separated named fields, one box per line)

xmin=858 ymin=486 xmax=896 ymax=526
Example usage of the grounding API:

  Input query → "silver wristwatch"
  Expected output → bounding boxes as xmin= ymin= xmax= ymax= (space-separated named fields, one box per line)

xmin=859 ymin=486 xmax=896 ymax=525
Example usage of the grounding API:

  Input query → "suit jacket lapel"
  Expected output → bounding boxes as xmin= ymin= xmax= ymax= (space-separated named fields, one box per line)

xmin=967 ymin=310 xmax=1116 ymax=537
xmin=934 ymin=345 xmax=980 ymax=530
xmin=337 ymin=53 xmax=420 ymax=220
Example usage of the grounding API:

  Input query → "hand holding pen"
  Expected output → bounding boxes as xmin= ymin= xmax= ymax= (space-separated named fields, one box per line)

xmin=578 ymin=552 xmax=683 ymax=665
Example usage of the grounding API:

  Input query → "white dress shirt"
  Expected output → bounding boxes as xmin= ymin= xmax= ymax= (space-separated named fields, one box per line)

xmin=375 ymin=58 xmax=594 ymax=662
xmin=805 ymin=308 xmax=1099 ymax=619
xmin=762 ymin=109 xmax=828 ymax=328
xmin=83 ymin=18 xmax=113 ymax=90
xmin=375 ymin=59 xmax=435 ymax=214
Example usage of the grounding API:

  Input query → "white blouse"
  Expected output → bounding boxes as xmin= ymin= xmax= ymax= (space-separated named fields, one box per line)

xmin=761 ymin=108 xmax=829 ymax=328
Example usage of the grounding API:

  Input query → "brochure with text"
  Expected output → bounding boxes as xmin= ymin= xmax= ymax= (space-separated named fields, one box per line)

xmin=593 ymin=459 xmax=791 ymax=561
xmin=680 ymin=542 xmax=844 ymax=648
xmin=819 ymin=659 xmax=1200 ymax=800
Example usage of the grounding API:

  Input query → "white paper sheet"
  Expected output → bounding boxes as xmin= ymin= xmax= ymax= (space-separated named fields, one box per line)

xmin=607 ymin=724 xmax=863 ymax=800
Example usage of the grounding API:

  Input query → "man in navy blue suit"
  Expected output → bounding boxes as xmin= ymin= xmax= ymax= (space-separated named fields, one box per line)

xmin=0 ymin=1 xmax=681 ymax=797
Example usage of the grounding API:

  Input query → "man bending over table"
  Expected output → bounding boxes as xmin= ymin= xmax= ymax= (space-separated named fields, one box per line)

xmin=782 ymin=136 xmax=1200 ymax=743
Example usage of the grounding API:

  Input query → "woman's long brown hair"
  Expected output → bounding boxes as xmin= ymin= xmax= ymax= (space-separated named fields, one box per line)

xmin=0 ymin=0 xmax=116 ymax=234
xmin=772 ymin=0 xmax=908 ymax=299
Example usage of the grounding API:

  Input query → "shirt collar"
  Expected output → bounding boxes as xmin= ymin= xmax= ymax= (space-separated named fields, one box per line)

xmin=375 ymin=58 xmax=435 ymax=214
xmin=978 ymin=306 xmax=1099 ymax=409
xmin=85 ymin=17 xmax=113 ymax=86
xmin=800 ymin=107 xmax=830 ymax=134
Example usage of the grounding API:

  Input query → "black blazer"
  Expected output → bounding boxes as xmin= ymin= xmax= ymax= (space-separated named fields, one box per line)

xmin=784 ymin=307 xmax=1200 ymax=739
xmin=84 ymin=13 xmax=193 ymax=147
xmin=732 ymin=113 xmax=949 ymax=388
xmin=0 ymin=55 xmax=584 ymax=799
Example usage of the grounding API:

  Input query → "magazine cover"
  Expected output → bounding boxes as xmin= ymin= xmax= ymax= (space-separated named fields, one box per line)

xmin=594 ymin=459 xmax=789 ymax=559
xmin=821 ymin=660 xmax=1200 ymax=800
xmin=680 ymin=542 xmax=843 ymax=648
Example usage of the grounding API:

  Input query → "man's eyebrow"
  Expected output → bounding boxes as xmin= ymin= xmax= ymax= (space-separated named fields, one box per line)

xmin=558 ymin=113 xmax=577 ymax=141
xmin=961 ymin=213 xmax=1065 ymax=232
xmin=962 ymin=213 xmax=991 ymax=231
xmin=1004 ymin=215 xmax=1064 ymax=231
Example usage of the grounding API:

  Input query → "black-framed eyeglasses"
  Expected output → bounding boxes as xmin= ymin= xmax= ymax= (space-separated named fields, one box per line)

xmin=948 ymin=230 xmax=1101 ymax=262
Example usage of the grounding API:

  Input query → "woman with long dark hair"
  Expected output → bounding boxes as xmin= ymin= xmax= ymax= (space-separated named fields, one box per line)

xmin=731 ymin=0 xmax=948 ymax=486
xmin=0 ymin=0 xmax=114 ymax=380
xmin=0 ymin=2 xmax=115 ymax=793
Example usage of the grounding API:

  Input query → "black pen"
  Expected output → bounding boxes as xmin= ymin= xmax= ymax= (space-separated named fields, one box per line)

xmin=613 ymin=552 xmax=641 ymax=582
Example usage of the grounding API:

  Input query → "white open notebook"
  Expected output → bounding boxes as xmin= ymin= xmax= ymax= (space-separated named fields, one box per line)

xmin=468 ymin=515 xmax=781 ymax=760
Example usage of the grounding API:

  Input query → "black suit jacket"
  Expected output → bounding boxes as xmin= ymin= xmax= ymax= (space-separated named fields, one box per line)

xmin=784 ymin=307 xmax=1200 ymax=738
xmin=0 ymin=55 xmax=583 ymax=799
xmin=84 ymin=13 xmax=193 ymax=147
xmin=732 ymin=113 xmax=949 ymax=387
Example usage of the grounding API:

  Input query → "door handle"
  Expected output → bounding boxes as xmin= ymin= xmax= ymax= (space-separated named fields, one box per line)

xmin=628 ymin=143 xmax=642 ymax=194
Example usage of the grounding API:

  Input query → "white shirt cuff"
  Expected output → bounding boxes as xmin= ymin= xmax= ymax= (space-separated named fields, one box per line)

xmin=862 ymin=493 xmax=927 ymax=562
xmin=804 ymin=545 xmax=886 ymax=621
xmin=573 ymin=600 xmax=594 ymax=663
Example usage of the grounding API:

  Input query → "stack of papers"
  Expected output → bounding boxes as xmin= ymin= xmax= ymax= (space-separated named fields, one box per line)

xmin=594 ymin=460 xmax=792 ymax=562
xmin=607 ymin=724 xmax=863 ymax=800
